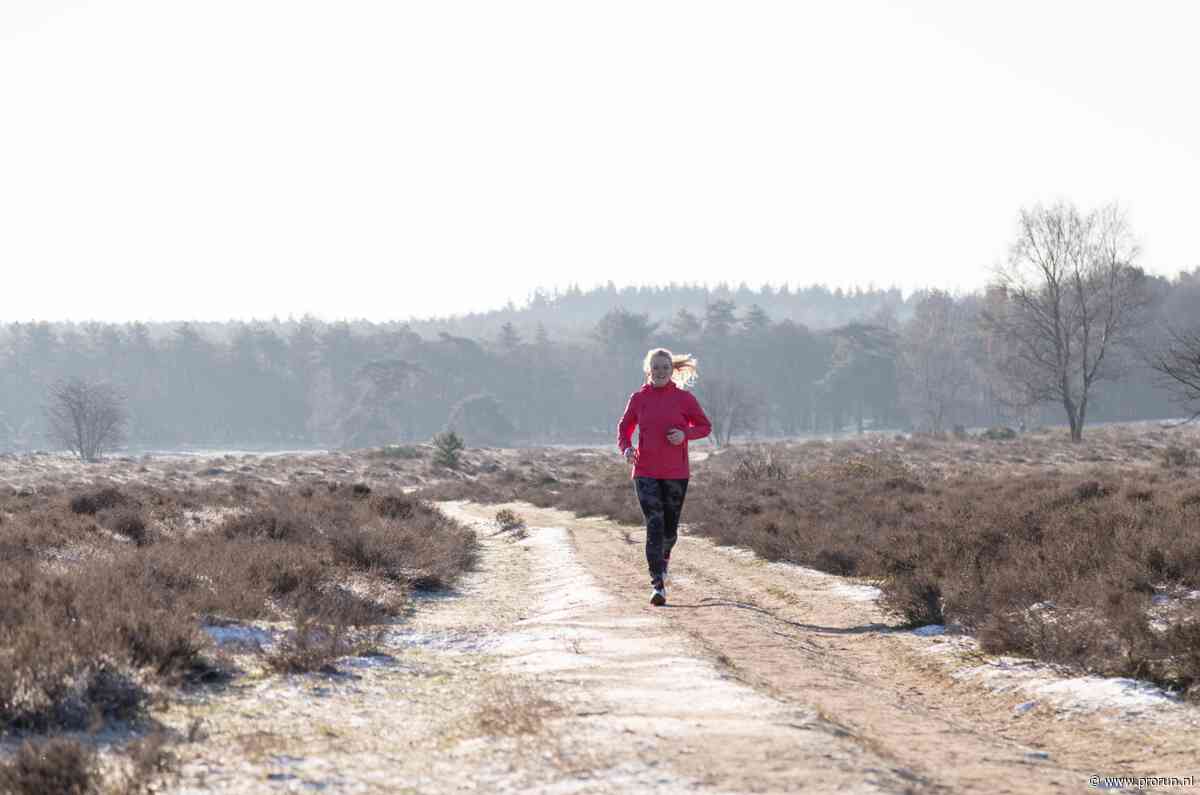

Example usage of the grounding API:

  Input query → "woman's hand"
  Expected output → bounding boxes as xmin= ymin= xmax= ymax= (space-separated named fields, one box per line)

xmin=666 ymin=428 xmax=684 ymax=446
xmin=623 ymin=447 xmax=636 ymax=462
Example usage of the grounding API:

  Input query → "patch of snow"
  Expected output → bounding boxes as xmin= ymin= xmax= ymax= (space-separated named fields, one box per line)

xmin=1032 ymin=677 xmax=1179 ymax=712
xmin=947 ymin=654 xmax=1181 ymax=715
xmin=384 ymin=629 xmax=499 ymax=654
xmin=829 ymin=583 xmax=883 ymax=603
xmin=342 ymin=653 xmax=399 ymax=669
xmin=915 ymin=631 xmax=1186 ymax=718
xmin=911 ymin=624 xmax=946 ymax=637
xmin=203 ymin=624 xmax=274 ymax=648
xmin=717 ymin=546 xmax=758 ymax=561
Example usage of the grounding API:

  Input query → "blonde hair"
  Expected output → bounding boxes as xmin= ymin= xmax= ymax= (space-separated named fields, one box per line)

xmin=642 ymin=348 xmax=699 ymax=389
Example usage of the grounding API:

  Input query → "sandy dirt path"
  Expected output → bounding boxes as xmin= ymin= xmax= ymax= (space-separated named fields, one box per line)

xmin=446 ymin=502 xmax=1200 ymax=794
xmin=438 ymin=503 xmax=916 ymax=794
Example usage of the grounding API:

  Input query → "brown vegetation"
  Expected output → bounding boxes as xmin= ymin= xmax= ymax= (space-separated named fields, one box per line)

xmin=0 ymin=477 xmax=475 ymax=787
xmin=0 ymin=738 xmax=97 ymax=795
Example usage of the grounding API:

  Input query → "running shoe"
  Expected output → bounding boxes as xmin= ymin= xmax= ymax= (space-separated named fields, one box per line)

xmin=650 ymin=578 xmax=666 ymax=607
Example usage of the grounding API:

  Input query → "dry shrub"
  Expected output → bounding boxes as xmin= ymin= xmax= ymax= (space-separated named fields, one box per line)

xmin=494 ymin=508 xmax=527 ymax=538
xmin=469 ymin=680 xmax=560 ymax=737
xmin=0 ymin=738 xmax=97 ymax=795
xmin=0 ymin=571 xmax=151 ymax=732
xmin=69 ymin=486 xmax=129 ymax=515
xmin=807 ymin=451 xmax=918 ymax=483
xmin=329 ymin=527 xmax=410 ymax=580
xmin=99 ymin=507 xmax=151 ymax=546
xmin=266 ymin=617 xmax=349 ymax=674
xmin=119 ymin=732 xmax=177 ymax=794
xmin=374 ymin=445 xmax=424 ymax=460
xmin=728 ymin=446 xmax=790 ymax=481
xmin=219 ymin=506 xmax=316 ymax=542
xmin=880 ymin=575 xmax=944 ymax=627
xmin=371 ymin=493 xmax=417 ymax=520
xmin=1161 ymin=445 xmax=1199 ymax=468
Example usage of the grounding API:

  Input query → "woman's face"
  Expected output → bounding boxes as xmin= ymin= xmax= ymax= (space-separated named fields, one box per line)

xmin=649 ymin=355 xmax=673 ymax=386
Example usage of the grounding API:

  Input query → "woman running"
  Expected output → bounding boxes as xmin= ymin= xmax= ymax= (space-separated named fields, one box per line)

xmin=617 ymin=348 xmax=712 ymax=606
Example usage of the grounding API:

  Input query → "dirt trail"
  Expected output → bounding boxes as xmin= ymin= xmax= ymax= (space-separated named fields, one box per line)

xmin=160 ymin=499 xmax=1198 ymax=793
xmin=439 ymin=503 xmax=914 ymax=794
xmin=446 ymin=502 xmax=1200 ymax=794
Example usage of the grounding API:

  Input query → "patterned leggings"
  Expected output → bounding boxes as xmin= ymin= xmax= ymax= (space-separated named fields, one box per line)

xmin=634 ymin=477 xmax=689 ymax=583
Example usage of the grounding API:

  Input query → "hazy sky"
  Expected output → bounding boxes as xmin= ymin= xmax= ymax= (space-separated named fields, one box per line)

xmin=2 ymin=1 xmax=1197 ymax=322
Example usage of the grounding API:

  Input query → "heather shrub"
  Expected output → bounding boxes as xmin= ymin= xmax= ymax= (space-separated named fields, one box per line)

xmin=881 ymin=574 xmax=944 ymax=626
xmin=219 ymin=505 xmax=317 ymax=542
xmin=266 ymin=616 xmax=350 ymax=674
xmin=728 ymin=446 xmax=790 ymax=481
xmin=99 ymin=506 xmax=151 ymax=545
xmin=69 ymin=486 xmax=129 ymax=515
xmin=1161 ymin=444 xmax=1198 ymax=468
xmin=375 ymin=444 xmax=424 ymax=460
xmin=0 ymin=738 xmax=97 ymax=795
xmin=494 ymin=508 xmax=527 ymax=538
xmin=371 ymin=493 xmax=418 ymax=520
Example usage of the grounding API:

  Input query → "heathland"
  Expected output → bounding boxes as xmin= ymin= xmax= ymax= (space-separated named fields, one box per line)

xmin=1 ymin=421 xmax=1199 ymax=792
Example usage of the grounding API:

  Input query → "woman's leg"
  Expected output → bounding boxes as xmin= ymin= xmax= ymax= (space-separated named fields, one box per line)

xmin=634 ymin=476 xmax=667 ymax=583
xmin=660 ymin=478 xmax=689 ymax=565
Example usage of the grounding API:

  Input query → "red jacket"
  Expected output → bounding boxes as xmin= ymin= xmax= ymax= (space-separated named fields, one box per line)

xmin=617 ymin=382 xmax=712 ymax=479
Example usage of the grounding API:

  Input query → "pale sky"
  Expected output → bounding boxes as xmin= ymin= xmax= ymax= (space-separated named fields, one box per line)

xmin=2 ymin=1 xmax=1197 ymax=322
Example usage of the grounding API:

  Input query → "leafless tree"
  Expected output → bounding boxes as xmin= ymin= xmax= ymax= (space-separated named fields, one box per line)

xmin=899 ymin=290 xmax=978 ymax=433
xmin=45 ymin=377 xmax=127 ymax=461
xmin=1151 ymin=325 xmax=1200 ymax=421
xmin=697 ymin=377 xmax=763 ymax=447
xmin=981 ymin=202 xmax=1149 ymax=441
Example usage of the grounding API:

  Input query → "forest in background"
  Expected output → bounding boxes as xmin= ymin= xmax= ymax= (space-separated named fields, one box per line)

xmin=2 ymin=271 xmax=1198 ymax=452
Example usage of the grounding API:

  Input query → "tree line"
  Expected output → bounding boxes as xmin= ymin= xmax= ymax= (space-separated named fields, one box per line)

xmin=5 ymin=202 xmax=1200 ymax=455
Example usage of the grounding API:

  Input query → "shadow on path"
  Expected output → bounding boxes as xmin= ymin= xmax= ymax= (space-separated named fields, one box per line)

xmin=662 ymin=597 xmax=899 ymax=636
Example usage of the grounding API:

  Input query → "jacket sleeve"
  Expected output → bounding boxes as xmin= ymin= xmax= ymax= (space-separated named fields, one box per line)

xmin=682 ymin=392 xmax=712 ymax=441
xmin=617 ymin=393 xmax=638 ymax=453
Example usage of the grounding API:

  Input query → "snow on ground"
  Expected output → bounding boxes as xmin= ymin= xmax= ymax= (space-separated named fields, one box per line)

xmin=202 ymin=624 xmax=276 ymax=649
xmin=915 ymin=632 xmax=1184 ymax=718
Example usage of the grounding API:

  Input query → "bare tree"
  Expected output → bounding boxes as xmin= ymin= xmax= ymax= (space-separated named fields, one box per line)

xmin=981 ymin=202 xmax=1149 ymax=441
xmin=899 ymin=290 xmax=977 ymax=433
xmin=697 ymin=377 xmax=763 ymax=447
xmin=1151 ymin=325 xmax=1200 ymax=420
xmin=45 ymin=377 xmax=127 ymax=461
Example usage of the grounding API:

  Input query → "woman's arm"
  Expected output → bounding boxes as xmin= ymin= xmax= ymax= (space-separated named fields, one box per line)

xmin=617 ymin=393 xmax=639 ymax=454
xmin=682 ymin=392 xmax=712 ymax=440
